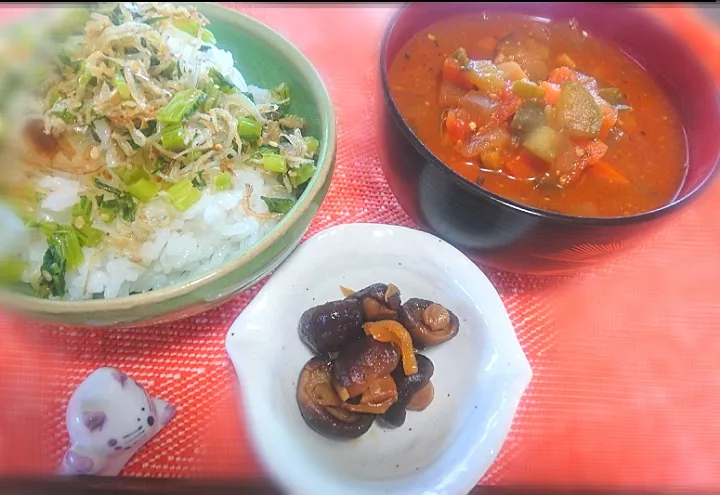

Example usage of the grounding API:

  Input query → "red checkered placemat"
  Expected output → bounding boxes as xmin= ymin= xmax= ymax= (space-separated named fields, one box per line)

xmin=2 ymin=3 xmax=720 ymax=489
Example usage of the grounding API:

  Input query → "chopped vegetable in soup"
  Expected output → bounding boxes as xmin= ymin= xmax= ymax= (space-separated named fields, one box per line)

xmin=388 ymin=14 xmax=687 ymax=217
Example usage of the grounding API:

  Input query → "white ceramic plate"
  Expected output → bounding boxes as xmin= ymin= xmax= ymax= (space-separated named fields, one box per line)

xmin=225 ymin=223 xmax=532 ymax=495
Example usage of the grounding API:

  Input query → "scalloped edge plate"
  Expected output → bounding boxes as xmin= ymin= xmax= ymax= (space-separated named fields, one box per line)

xmin=225 ymin=223 xmax=532 ymax=495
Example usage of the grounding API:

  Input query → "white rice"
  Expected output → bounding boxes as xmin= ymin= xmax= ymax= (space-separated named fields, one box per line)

xmin=3 ymin=13 xmax=295 ymax=300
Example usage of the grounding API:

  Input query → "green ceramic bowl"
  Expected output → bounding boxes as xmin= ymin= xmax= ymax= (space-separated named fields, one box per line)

xmin=1 ymin=4 xmax=336 ymax=328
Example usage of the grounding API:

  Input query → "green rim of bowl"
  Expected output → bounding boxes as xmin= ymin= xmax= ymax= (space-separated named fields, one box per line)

xmin=1 ymin=3 xmax=337 ymax=318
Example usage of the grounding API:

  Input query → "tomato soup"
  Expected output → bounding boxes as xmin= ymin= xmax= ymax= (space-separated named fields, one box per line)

xmin=387 ymin=13 xmax=687 ymax=217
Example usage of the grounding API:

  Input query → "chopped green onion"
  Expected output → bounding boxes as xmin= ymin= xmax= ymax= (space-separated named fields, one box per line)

xmin=261 ymin=196 xmax=294 ymax=215
xmin=160 ymin=124 xmax=186 ymax=150
xmin=290 ymin=163 xmax=315 ymax=187
xmin=75 ymin=225 xmax=103 ymax=248
xmin=93 ymin=179 xmax=137 ymax=222
xmin=0 ymin=258 xmax=26 ymax=283
xmin=209 ymin=68 xmax=236 ymax=94
xmin=237 ymin=117 xmax=262 ymax=140
xmin=215 ymin=172 xmax=233 ymax=191
xmin=167 ymin=179 xmax=202 ymax=211
xmin=201 ymin=28 xmax=216 ymax=44
xmin=262 ymin=153 xmax=287 ymax=173
xmin=175 ymin=19 xmax=201 ymax=37
xmin=109 ymin=5 xmax=124 ymax=26
xmin=304 ymin=136 xmax=319 ymax=155
xmin=156 ymin=89 xmax=206 ymax=124
xmin=128 ymin=178 xmax=159 ymax=202
xmin=113 ymin=73 xmax=131 ymax=99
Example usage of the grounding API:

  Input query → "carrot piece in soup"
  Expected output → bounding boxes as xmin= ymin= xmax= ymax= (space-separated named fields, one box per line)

xmin=591 ymin=160 xmax=629 ymax=184
xmin=547 ymin=66 xmax=579 ymax=84
xmin=540 ymin=81 xmax=561 ymax=106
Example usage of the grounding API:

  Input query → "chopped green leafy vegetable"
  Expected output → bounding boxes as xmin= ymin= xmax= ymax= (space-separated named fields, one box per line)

xmin=262 ymin=153 xmax=287 ymax=173
xmin=128 ymin=178 xmax=159 ymax=201
xmin=156 ymin=89 xmax=206 ymax=124
xmin=201 ymin=28 xmax=216 ymax=44
xmin=209 ymin=68 xmax=236 ymax=94
xmin=75 ymin=225 xmax=103 ymax=247
xmin=237 ymin=117 xmax=262 ymax=140
xmin=94 ymin=179 xmax=138 ymax=222
xmin=72 ymin=196 xmax=93 ymax=224
xmin=167 ymin=179 xmax=202 ymax=211
xmin=304 ymin=136 xmax=319 ymax=155
xmin=290 ymin=163 xmax=315 ymax=187
xmin=261 ymin=196 xmax=295 ymax=215
xmin=37 ymin=243 xmax=66 ymax=298
xmin=242 ymin=91 xmax=255 ymax=103
xmin=145 ymin=16 xmax=169 ymax=24
xmin=273 ymin=82 xmax=290 ymax=102
xmin=160 ymin=124 xmax=186 ymax=150
xmin=113 ymin=73 xmax=131 ymax=99
xmin=215 ymin=172 xmax=232 ymax=191
xmin=191 ymin=172 xmax=207 ymax=190
xmin=175 ymin=19 xmax=201 ymax=36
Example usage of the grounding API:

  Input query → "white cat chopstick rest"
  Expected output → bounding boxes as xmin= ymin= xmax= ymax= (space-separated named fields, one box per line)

xmin=58 ymin=367 xmax=176 ymax=476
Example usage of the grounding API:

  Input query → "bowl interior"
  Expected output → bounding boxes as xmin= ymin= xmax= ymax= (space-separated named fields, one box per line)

xmin=1 ymin=3 xmax=336 ymax=321
xmin=225 ymin=224 xmax=531 ymax=495
xmin=382 ymin=2 xmax=720 ymax=209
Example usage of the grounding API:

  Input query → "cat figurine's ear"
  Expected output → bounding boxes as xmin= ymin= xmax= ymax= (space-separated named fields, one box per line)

xmin=59 ymin=367 xmax=176 ymax=477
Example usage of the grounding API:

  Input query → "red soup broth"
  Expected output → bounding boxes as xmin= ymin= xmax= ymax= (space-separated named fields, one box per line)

xmin=387 ymin=13 xmax=687 ymax=217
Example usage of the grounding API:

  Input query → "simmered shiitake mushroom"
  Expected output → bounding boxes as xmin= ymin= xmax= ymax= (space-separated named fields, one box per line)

xmin=399 ymin=298 xmax=460 ymax=349
xmin=298 ymin=299 xmax=364 ymax=354
xmin=333 ymin=336 xmax=400 ymax=401
xmin=344 ymin=283 xmax=401 ymax=321
xmin=297 ymin=357 xmax=374 ymax=439
xmin=381 ymin=354 xmax=435 ymax=428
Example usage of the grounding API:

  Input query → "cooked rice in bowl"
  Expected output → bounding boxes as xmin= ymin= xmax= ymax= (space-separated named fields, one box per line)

xmin=0 ymin=2 xmax=321 ymax=300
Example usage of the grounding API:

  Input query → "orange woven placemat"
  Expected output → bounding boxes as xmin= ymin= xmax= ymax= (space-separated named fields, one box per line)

xmin=1 ymin=3 xmax=720 ymax=489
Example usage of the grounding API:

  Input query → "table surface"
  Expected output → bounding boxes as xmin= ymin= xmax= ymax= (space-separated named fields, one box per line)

xmin=1 ymin=3 xmax=720 ymax=490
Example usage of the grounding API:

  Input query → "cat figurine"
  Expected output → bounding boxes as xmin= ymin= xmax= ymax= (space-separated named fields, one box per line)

xmin=58 ymin=367 xmax=176 ymax=476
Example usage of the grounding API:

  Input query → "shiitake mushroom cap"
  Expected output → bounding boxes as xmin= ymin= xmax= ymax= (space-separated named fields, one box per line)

xmin=296 ymin=357 xmax=375 ymax=439
xmin=399 ymin=298 xmax=460 ymax=349
xmin=345 ymin=283 xmax=402 ymax=321
xmin=298 ymin=299 xmax=364 ymax=354
xmin=380 ymin=354 xmax=435 ymax=428
xmin=333 ymin=336 xmax=400 ymax=399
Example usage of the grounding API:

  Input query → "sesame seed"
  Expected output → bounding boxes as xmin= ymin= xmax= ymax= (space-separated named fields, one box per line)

xmin=427 ymin=34 xmax=436 ymax=41
xmin=74 ymin=216 xmax=86 ymax=230
xmin=90 ymin=146 xmax=100 ymax=160
xmin=41 ymin=270 xmax=52 ymax=282
xmin=267 ymin=140 xmax=279 ymax=148
xmin=469 ymin=121 xmax=477 ymax=131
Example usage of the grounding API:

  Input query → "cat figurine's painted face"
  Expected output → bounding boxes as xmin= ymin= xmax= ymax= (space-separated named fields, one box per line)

xmin=59 ymin=367 xmax=176 ymax=476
